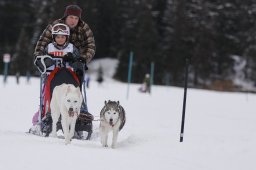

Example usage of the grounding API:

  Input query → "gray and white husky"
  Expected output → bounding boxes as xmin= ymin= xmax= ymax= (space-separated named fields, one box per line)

xmin=99 ymin=100 xmax=126 ymax=148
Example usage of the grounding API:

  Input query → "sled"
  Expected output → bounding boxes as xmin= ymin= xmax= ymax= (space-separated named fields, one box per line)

xmin=29 ymin=56 xmax=93 ymax=140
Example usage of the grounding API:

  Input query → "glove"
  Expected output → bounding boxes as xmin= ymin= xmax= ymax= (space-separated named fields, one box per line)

xmin=77 ymin=57 xmax=87 ymax=64
xmin=77 ymin=57 xmax=88 ymax=70
xmin=63 ymin=52 xmax=75 ymax=63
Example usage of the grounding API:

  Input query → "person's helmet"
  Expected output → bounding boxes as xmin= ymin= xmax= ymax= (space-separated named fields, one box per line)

xmin=51 ymin=23 xmax=70 ymax=36
xmin=51 ymin=23 xmax=70 ymax=49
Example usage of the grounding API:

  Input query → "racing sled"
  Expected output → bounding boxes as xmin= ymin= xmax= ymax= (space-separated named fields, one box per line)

xmin=29 ymin=55 xmax=93 ymax=140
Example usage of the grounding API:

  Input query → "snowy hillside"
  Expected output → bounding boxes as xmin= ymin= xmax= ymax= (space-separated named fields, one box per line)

xmin=0 ymin=75 xmax=255 ymax=170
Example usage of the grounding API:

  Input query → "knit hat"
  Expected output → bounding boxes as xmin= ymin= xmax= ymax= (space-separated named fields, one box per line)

xmin=63 ymin=5 xmax=82 ymax=18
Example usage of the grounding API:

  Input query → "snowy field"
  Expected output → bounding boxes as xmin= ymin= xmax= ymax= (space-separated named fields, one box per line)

xmin=0 ymin=75 xmax=255 ymax=170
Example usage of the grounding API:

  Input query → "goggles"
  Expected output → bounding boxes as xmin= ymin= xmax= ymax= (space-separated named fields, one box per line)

xmin=52 ymin=24 xmax=70 ymax=36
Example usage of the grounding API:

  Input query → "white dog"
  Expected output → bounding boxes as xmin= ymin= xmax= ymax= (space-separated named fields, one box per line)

xmin=100 ymin=100 xmax=126 ymax=148
xmin=50 ymin=83 xmax=82 ymax=144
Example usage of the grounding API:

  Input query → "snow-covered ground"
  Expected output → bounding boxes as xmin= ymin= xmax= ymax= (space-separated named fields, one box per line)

xmin=0 ymin=75 xmax=255 ymax=170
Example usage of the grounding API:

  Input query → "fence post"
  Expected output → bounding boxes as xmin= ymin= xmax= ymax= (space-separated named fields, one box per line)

xmin=3 ymin=53 xmax=11 ymax=84
xmin=126 ymin=51 xmax=133 ymax=100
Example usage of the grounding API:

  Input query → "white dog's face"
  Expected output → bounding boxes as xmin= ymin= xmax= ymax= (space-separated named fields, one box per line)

xmin=104 ymin=108 xmax=119 ymax=126
xmin=64 ymin=86 xmax=82 ymax=117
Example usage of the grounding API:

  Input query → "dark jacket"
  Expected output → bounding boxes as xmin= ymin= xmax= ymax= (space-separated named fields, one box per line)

xmin=34 ymin=19 xmax=96 ymax=63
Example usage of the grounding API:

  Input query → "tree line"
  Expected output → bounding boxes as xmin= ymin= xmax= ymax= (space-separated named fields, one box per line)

xmin=0 ymin=0 xmax=256 ymax=91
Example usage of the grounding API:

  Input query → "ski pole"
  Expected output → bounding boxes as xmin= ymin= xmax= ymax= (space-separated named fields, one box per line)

xmin=180 ymin=56 xmax=190 ymax=142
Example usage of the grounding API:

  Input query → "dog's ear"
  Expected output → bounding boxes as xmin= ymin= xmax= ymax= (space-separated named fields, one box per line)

xmin=117 ymin=101 xmax=120 ymax=105
xmin=76 ymin=87 xmax=82 ymax=98
xmin=104 ymin=100 xmax=107 ymax=105
xmin=66 ymin=85 xmax=71 ymax=96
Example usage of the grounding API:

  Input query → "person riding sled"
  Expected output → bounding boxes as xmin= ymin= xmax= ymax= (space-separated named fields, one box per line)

xmin=31 ymin=22 xmax=94 ymax=139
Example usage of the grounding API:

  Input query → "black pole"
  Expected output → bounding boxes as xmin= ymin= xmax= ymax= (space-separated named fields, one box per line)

xmin=180 ymin=56 xmax=190 ymax=142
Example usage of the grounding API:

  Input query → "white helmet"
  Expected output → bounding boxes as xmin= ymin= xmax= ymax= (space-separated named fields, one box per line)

xmin=51 ymin=23 xmax=70 ymax=36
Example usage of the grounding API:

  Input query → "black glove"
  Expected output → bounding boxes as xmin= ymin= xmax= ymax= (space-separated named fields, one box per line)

xmin=77 ymin=57 xmax=88 ymax=70
xmin=63 ymin=52 xmax=75 ymax=63
xmin=77 ymin=57 xmax=87 ymax=64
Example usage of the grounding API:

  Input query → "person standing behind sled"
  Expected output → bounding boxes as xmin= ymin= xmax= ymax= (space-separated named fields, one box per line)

xmin=34 ymin=4 xmax=95 ymax=120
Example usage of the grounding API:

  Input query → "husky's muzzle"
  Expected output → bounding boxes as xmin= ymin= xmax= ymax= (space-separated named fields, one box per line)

xmin=68 ymin=108 xmax=75 ymax=117
xmin=109 ymin=118 xmax=114 ymax=126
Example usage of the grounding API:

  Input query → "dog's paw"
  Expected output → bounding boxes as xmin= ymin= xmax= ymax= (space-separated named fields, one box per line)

xmin=68 ymin=134 xmax=74 ymax=141
xmin=102 ymin=144 xmax=108 ymax=147
xmin=65 ymin=140 xmax=71 ymax=145
xmin=65 ymin=136 xmax=72 ymax=145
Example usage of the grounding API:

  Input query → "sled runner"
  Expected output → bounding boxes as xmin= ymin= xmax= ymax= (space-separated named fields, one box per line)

xmin=29 ymin=55 xmax=93 ymax=140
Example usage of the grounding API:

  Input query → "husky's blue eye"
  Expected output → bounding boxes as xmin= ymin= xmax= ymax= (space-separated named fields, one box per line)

xmin=67 ymin=99 xmax=71 ymax=102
